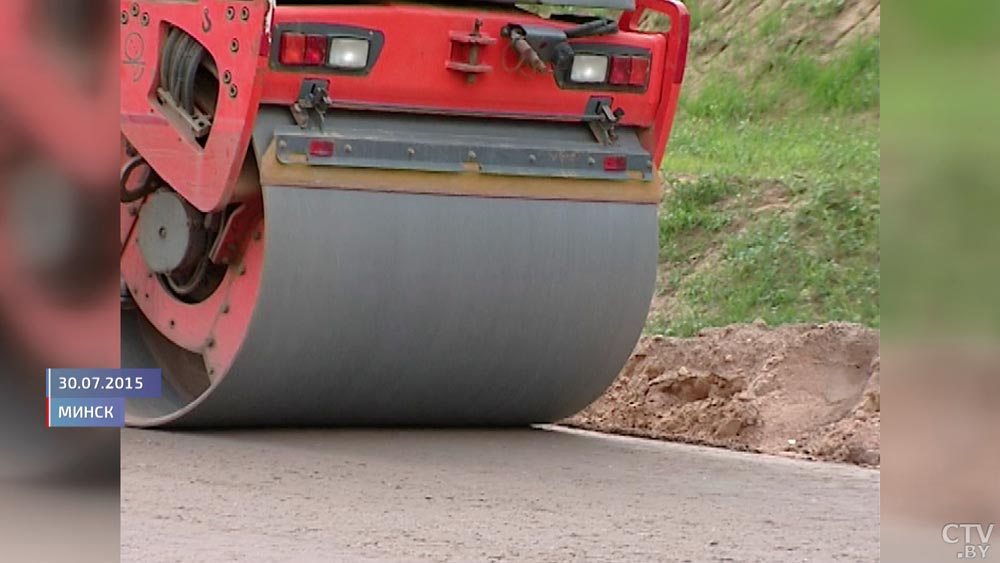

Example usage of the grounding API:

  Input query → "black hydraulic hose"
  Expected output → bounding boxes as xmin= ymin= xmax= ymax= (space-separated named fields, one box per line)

xmin=160 ymin=28 xmax=181 ymax=90
xmin=120 ymin=156 xmax=160 ymax=204
xmin=178 ymin=40 xmax=205 ymax=115
xmin=168 ymin=34 xmax=194 ymax=106
xmin=502 ymin=17 xmax=618 ymax=73
xmin=564 ymin=18 xmax=619 ymax=38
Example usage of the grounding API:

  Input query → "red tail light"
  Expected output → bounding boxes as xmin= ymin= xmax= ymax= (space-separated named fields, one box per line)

xmin=304 ymin=35 xmax=328 ymax=66
xmin=274 ymin=25 xmax=380 ymax=72
xmin=608 ymin=56 xmax=631 ymax=86
xmin=565 ymin=52 xmax=651 ymax=91
xmin=608 ymin=56 xmax=650 ymax=87
xmin=629 ymin=57 xmax=650 ymax=87
xmin=280 ymin=33 xmax=329 ymax=67
xmin=279 ymin=32 xmax=307 ymax=66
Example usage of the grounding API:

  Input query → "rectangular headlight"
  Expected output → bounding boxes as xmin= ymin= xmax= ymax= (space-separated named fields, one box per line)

xmin=570 ymin=55 xmax=609 ymax=83
xmin=328 ymin=38 xmax=370 ymax=69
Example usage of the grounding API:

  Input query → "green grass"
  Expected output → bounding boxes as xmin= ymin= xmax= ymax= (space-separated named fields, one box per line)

xmin=666 ymin=114 xmax=878 ymax=179
xmin=683 ymin=36 xmax=880 ymax=120
xmin=686 ymin=0 xmax=707 ymax=32
xmin=803 ymin=0 xmax=848 ymax=20
xmin=517 ymin=0 xmax=880 ymax=336
xmin=782 ymin=39 xmax=880 ymax=112
xmin=649 ymin=32 xmax=880 ymax=336
xmin=757 ymin=10 xmax=784 ymax=40
xmin=658 ymin=175 xmax=734 ymax=263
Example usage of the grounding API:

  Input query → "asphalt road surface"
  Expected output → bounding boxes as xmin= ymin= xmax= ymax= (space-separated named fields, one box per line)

xmin=121 ymin=426 xmax=879 ymax=562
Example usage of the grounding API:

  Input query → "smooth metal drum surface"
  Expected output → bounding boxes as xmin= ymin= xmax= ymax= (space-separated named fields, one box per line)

xmin=124 ymin=186 xmax=657 ymax=426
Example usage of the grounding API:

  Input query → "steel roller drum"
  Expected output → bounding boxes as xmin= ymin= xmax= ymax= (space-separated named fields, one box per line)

xmin=124 ymin=181 xmax=657 ymax=426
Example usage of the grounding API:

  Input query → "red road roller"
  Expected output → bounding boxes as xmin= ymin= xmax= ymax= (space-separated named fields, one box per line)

xmin=120 ymin=0 xmax=689 ymax=426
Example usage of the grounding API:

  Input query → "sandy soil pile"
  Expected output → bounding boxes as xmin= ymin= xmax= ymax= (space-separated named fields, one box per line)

xmin=565 ymin=322 xmax=880 ymax=466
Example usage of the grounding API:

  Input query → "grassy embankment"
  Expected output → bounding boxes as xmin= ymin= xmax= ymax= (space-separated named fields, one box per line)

xmin=649 ymin=0 xmax=880 ymax=335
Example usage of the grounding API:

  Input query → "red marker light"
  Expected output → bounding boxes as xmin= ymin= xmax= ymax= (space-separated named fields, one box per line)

xmin=309 ymin=140 xmax=335 ymax=157
xmin=609 ymin=56 xmax=632 ymax=85
xmin=279 ymin=32 xmax=306 ymax=65
xmin=604 ymin=156 xmax=627 ymax=172
xmin=629 ymin=57 xmax=650 ymax=87
xmin=304 ymin=35 xmax=328 ymax=65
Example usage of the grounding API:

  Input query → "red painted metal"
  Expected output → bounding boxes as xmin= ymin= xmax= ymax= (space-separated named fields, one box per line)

xmin=120 ymin=211 xmax=264 ymax=380
xmin=119 ymin=1 xmax=271 ymax=369
xmin=261 ymin=1 xmax=688 ymax=167
xmin=207 ymin=199 xmax=263 ymax=265
xmin=263 ymin=5 xmax=666 ymax=126
xmin=620 ymin=0 xmax=690 ymax=165
xmin=119 ymin=0 xmax=272 ymax=213
xmin=120 ymin=0 xmax=689 ymax=361
xmin=121 ymin=1 xmax=689 ymax=215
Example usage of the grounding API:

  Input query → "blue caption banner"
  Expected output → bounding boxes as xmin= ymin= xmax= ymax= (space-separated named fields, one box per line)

xmin=47 ymin=368 xmax=161 ymax=428
xmin=47 ymin=368 xmax=162 ymax=399
xmin=49 ymin=398 xmax=125 ymax=427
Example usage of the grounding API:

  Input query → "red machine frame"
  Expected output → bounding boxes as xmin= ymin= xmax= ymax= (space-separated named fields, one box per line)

xmin=119 ymin=0 xmax=689 ymax=385
xmin=120 ymin=0 xmax=689 ymax=214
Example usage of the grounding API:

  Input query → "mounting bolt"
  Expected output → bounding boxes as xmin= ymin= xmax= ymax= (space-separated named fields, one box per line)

xmin=206 ymin=338 xmax=216 ymax=349
xmin=588 ymin=157 xmax=596 ymax=166
xmin=528 ymin=154 xmax=537 ymax=163
xmin=241 ymin=7 xmax=250 ymax=21
xmin=228 ymin=84 xmax=239 ymax=98
xmin=237 ymin=263 xmax=247 ymax=276
xmin=141 ymin=12 xmax=150 ymax=26
xmin=121 ymin=11 xmax=129 ymax=24
xmin=467 ymin=150 xmax=477 ymax=161
xmin=226 ymin=6 xmax=236 ymax=20
xmin=278 ymin=140 xmax=288 ymax=150
xmin=221 ymin=303 xmax=230 ymax=314
xmin=131 ymin=3 xmax=140 ymax=16
xmin=406 ymin=147 xmax=415 ymax=157
xmin=230 ymin=38 xmax=240 ymax=53
xmin=223 ymin=70 xmax=232 ymax=84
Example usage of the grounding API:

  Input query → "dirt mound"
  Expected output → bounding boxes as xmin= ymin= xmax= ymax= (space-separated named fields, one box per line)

xmin=564 ymin=322 xmax=880 ymax=466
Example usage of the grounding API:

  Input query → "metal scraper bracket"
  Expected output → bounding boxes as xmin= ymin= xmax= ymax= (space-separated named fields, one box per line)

xmin=273 ymin=110 xmax=654 ymax=181
xmin=447 ymin=19 xmax=496 ymax=83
